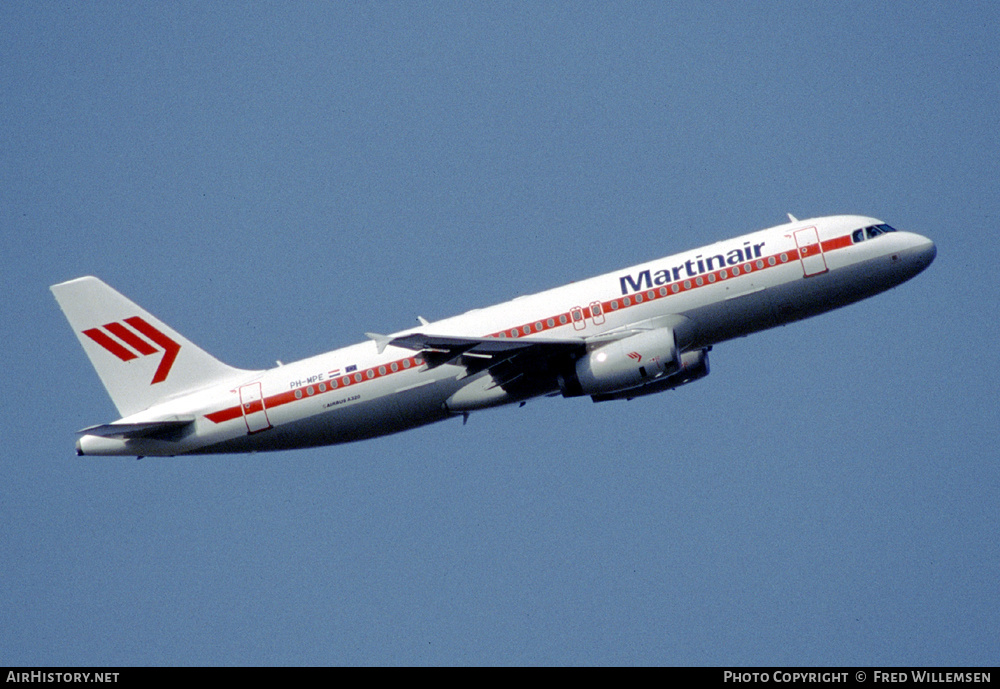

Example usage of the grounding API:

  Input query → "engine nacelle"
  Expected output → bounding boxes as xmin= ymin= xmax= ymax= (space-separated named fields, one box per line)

xmin=590 ymin=348 xmax=710 ymax=402
xmin=560 ymin=328 xmax=681 ymax=397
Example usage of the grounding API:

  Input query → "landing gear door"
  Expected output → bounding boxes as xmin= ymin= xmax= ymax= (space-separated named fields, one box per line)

xmin=794 ymin=227 xmax=829 ymax=277
xmin=239 ymin=382 xmax=272 ymax=434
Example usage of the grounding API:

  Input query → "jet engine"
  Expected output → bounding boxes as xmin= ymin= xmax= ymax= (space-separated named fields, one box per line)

xmin=559 ymin=328 xmax=681 ymax=398
xmin=590 ymin=347 xmax=710 ymax=402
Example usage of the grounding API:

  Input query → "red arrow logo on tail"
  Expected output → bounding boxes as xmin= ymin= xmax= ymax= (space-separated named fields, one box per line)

xmin=82 ymin=317 xmax=181 ymax=385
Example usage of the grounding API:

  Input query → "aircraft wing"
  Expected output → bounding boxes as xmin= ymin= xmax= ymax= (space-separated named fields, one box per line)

xmin=389 ymin=332 xmax=585 ymax=367
xmin=388 ymin=332 xmax=587 ymax=394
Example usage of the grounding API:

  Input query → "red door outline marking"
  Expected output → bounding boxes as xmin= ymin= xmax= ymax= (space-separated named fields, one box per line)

xmin=794 ymin=227 xmax=829 ymax=277
xmin=239 ymin=383 xmax=272 ymax=434
xmin=590 ymin=301 xmax=606 ymax=325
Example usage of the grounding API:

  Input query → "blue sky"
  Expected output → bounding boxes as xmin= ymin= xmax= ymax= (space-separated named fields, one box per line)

xmin=3 ymin=2 xmax=997 ymax=665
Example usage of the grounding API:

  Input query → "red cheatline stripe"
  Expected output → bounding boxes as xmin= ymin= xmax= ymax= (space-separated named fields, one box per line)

xmin=205 ymin=355 xmax=427 ymax=423
xmin=206 ymin=407 xmax=242 ymax=423
xmin=125 ymin=316 xmax=181 ymax=385
xmin=205 ymin=236 xmax=852 ymax=424
xmin=104 ymin=321 xmax=158 ymax=356
xmin=822 ymin=235 xmax=852 ymax=252
xmin=83 ymin=328 xmax=138 ymax=362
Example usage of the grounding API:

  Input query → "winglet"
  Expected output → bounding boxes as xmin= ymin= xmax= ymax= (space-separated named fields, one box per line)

xmin=365 ymin=332 xmax=391 ymax=354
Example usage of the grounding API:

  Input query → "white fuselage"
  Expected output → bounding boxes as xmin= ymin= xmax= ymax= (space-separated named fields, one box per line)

xmin=75 ymin=215 xmax=936 ymax=456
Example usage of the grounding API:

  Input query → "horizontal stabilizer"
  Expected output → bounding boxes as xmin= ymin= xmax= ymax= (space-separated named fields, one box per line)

xmin=78 ymin=419 xmax=195 ymax=440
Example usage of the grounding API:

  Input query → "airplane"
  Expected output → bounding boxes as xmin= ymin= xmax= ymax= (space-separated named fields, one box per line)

xmin=52 ymin=214 xmax=935 ymax=457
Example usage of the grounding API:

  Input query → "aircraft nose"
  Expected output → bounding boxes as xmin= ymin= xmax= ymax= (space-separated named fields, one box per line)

xmin=896 ymin=233 xmax=936 ymax=279
xmin=914 ymin=236 xmax=937 ymax=270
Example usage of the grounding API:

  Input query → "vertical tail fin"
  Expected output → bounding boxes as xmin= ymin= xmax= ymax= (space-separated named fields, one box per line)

xmin=51 ymin=276 xmax=252 ymax=417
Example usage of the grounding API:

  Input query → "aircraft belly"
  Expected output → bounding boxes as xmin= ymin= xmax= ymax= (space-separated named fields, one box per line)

xmin=770 ymin=253 xmax=914 ymax=324
xmin=391 ymin=377 xmax=457 ymax=424
xmin=685 ymin=253 xmax=918 ymax=348
xmin=686 ymin=283 xmax=779 ymax=345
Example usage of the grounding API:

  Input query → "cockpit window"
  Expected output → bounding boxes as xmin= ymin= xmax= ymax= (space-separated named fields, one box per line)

xmin=853 ymin=224 xmax=899 ymax=243
xmin=858 ymin=223 xmax=900 ymax=240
